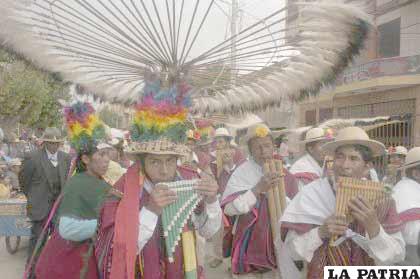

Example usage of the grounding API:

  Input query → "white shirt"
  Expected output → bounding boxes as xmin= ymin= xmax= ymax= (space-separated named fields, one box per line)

xmin=282 ymin=178 xmax=405 ymax=265
xmin=289 ymin=153 xmax=323 ymax=190
xmin=46 ymin=149 xmax=58 ymax=167
xmin=222 ymin=159 xmax=262 ymax=216
xmin=137 ymin=179 xmax=222 ymax=252
xmin=393 ymin=178 xmax=420 ymax=246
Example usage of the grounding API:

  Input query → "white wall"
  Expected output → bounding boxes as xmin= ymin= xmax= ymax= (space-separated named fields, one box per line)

xmin=400 ymin=0 xmax=420 ymax=56
xmin=377 ymin=1 xmax=420 ymax=57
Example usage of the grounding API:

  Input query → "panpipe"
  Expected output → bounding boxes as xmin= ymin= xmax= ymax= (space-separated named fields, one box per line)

xmin=216 ymin=148 xmax=233 ymax=178
xmin=330 ymin=177 xmax=387 ymax=246
xmin=263 ymin=160 xmax=287 ymax=241
xmin=160 ymin=179 xmax=201 ymax=263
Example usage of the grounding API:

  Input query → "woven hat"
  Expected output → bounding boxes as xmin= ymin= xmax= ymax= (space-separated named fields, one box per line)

xmin=399 ymin=147 xmax=420 ymax=170
xmin=127 ymin=72 xmax=191 ymax=157
xmin=64 ymin=102 xmax=107 ymax=154
xmin=215 ymin=127 xmax=233 ymax=140
xmin=388 ymin=146 xmax=408 ymax=156
xmin=303 ymin=127 xmax=334 ymax=144
xmin=39 ymin=127 xmax=65 ymax=143
xmin=322 ymin=126 xmax=385 ymax=157
xmin=245 ymin=123 xmax=272 ymax=143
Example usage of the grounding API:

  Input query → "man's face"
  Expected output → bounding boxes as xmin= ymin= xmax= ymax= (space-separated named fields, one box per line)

xmin=82 ymin=149 xmax=111 ymax=178
xmin=333 ymin=146 xmax=369 ymax=179
xmin=215 ymin=137 xmax=229 ymax=150
xmin=45 ymin=142 xmax=60 ymax=154
xmin=198 ymin=143 xmax=211 ymax=153
xmin=144 ymin=154 xmax=178 ymax=184
xmin=390 ymin=154 xmax=405 ymax=167
xmin=106 ymin=147 xmax=119 ymax=162
xmin=249 ymin=136 xmax=274 ymax=166
xmin=307 ymin=141 xmax=328 ymax=164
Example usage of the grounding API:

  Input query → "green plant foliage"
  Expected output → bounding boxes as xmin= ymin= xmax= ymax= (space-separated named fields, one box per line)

xmin=0 ymin=48 xmax=69 ymax=131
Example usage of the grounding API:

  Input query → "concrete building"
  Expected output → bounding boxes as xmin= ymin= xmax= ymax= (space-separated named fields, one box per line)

xmin=295 ymin=0 xmax=420 ymax=147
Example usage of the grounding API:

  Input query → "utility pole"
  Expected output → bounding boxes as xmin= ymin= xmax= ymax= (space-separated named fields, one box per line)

xmin=230 ymin=0 xmax=238 ymax=85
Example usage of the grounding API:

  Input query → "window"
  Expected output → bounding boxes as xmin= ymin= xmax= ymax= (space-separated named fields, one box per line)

xmin=305 ymin=110 xmax=316 ymax=126
xmin=378 ymin=18 xmax=401 ymax=58
xmin=319 ymin=108 xmax=333 ymax=123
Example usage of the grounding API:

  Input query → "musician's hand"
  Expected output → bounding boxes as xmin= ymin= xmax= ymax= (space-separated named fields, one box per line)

xmin=195 ymin=175 xmax=219 ymax=204
xmin=318 ymin=215 xmax=348 ymax=240
xmin=145 ymin=184 xmax=177 ymax=215
xmin=253 ymin=173 xmax=282 ymax=195
xmin=348 ymin=196 xmax=380 ymax=238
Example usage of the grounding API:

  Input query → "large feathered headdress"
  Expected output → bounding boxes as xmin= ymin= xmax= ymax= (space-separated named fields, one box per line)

xmin=125 ymin=72 xmax=191 ymax=156
xmin=0 ymin=0 xmax=372 ymax=114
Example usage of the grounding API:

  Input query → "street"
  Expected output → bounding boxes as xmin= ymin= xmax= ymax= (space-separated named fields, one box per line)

xmin=0 ymin=236 xmax=230 ymax=279
xmin=0 ymin=236 xmax=28 ymax=279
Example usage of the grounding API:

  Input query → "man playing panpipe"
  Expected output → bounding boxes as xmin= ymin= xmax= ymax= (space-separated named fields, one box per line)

xmin=94 ymin=76 xmax=222 ymax=279
xmin=290 ymin=127 xmax=334 ymax=190
xmin=208 ymin=127 xmax=246 ymax=269
xmin=281 ymin=127 xmax=405 ymax=279
xmin=393 ymin=147 xmax=420 ymax=265
xmin=222 ymin=123 xmax=298 ymax=278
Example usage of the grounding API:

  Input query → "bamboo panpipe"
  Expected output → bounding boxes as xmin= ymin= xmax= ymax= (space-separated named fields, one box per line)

xmin=263 ymin=159 xmax=287 ymax=241
xmin=330 ymin=177 xmax=387 ymax=246
xmin=160 ymin=179 xmax=201 ymax=263
xmin=216 ymin=148 xmax=233 ymax=178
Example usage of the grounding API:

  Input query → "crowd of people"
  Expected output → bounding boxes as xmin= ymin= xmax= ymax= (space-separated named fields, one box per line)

xmin=2 ymin=104 xmax=420 ymax=279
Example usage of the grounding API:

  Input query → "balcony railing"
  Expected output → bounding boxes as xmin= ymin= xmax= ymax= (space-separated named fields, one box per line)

xmin=336 ymin=54 xmax=420 ymax=86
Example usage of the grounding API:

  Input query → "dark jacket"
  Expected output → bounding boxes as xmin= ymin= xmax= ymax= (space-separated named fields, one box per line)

xmin=21 ymin=148 xmax=71 ymax=221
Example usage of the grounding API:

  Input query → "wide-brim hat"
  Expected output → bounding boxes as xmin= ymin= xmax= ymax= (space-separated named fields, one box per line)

xmin=214 ymin=127 xmax=233 ymax=140
xmin=97 ymin=142 xmax=113 ymax=150
xmin=399 ymin=147 xmax=420 ymax=170
xmin=39 ymin=127 xmax=65 ymax=143
xmin=322 ymin=126 xmax=385 ymax=157
xmin=125 ymin=138 xmax=190 ymax=157
xmin=245 ymin=123 xmax=272 ymax=143
xmin=107 ymin=138 xmax=121 ymax=146
xmin=388 ymin=146 xmax=408 ymax=157
xmin=303 ymin=127 xmax=334 ymax=144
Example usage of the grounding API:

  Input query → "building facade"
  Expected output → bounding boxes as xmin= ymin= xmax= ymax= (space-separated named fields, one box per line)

xmin=296 ymin=0 xmax=420 ymax=147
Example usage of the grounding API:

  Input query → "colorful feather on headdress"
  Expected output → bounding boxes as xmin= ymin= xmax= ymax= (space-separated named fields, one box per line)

xmin=64 ymin=102 xmax=106 ymax=154
xmin=131 ymin=73 xmax=192 ymax=145
xmin=195 ymin=119 xmax=215 ymax=145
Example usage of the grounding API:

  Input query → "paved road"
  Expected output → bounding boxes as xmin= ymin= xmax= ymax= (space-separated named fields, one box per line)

xmin=0 ymin=236 xmax=230 ymax=279
xmin=0 ymin=236 xmax=28 ymax=279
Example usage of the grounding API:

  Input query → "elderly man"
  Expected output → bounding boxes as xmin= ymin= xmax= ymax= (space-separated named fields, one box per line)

xmin=290 ymin=127 xmax=333 ymax=189
xmin=222 ymin=123 xmax=298 ymax=278
xmin=393 ymin=147 xmax=420 ymax=265
xmin=21 ymin=127 xmax=72 ymax=259
xmin=94 ymin=79 xmax=222 ymax=278
xmin=281 ymin=127 xmax=405 ymax=279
